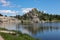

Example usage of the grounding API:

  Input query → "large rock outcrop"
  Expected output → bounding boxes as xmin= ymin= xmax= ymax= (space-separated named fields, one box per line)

xmin=23 ymin=8 xmax=40 ymax=23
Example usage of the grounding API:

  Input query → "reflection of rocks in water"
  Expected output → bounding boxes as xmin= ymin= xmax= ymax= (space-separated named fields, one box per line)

xmin=0 ymin=22 xmax=17 ymax=30
xmin=22 ymin=24 xmax=60 ymax=34
xmin=0 ymin=22 xmax=60 ymax=35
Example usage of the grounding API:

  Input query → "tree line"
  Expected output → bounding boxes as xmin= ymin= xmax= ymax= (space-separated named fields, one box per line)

xmin=0 ymin=8 xmax=60 ymax=21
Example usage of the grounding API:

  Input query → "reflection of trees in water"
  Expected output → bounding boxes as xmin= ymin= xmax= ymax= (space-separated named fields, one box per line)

xmin=22 ymin=24 xmax=60 ymax=34
xmin=16 ymin=23 xmax=20 ymax=31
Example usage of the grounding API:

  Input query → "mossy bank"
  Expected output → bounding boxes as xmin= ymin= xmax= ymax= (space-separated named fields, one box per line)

xmin=0 ymin=28 xmax=38 ymax=40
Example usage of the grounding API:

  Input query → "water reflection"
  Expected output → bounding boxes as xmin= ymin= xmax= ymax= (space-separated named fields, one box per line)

xmin=18 ymin=23 xmax=60 ymax=34
xmin=1 ymin=22 xmax=59 ymax=34
xmin=0 ymin=22 xmax=17 ymax=30
xmin=0 ymin=22 xmax=60 ymax=40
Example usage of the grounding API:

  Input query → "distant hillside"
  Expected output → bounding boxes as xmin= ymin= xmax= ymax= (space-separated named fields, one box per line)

xmin=0 ymin=8 xmax=60 ymax=22
xmin=22 ymin=8 xmax=60 ymax=21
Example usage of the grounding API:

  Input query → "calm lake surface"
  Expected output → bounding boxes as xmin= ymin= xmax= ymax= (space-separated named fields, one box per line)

xmin=0 ymin=22 xmax=60 ymax=40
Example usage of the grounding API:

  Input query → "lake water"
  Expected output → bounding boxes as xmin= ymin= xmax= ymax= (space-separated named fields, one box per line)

xmin=0 ymin=22 xmax=60 ymax=40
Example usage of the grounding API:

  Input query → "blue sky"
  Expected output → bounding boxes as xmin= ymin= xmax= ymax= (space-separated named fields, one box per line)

xmin=0 ymin=0 xmax=60 ymax=16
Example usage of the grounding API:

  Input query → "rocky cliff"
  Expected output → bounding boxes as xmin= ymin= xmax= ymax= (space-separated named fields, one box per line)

xmin=22 ymin=8 xmax=40 ymax=23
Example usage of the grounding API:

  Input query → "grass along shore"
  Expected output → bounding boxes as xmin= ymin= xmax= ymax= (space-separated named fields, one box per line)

xmin=0 ymin=28 xmax=38 ymax=40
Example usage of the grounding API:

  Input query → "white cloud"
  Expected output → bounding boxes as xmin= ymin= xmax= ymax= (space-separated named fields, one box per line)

xmin=0 ymin=0 xmax=10 ymax=6
xmin=0 ymin=0 xmax=21 ymax=8
xmin=0 ymin=10 xmax=19 ymax=14
xmin=9 ymin=5 xmax=21 ymax=8
xmin=21 ymin=8 xmax=33 ymax=13
xmin=44 ymin=11 xmax=46 ymax=13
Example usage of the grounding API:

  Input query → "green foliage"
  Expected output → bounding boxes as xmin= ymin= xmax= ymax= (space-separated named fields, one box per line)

xmin=0 ymin=33 xmax=36 ymax=40
xmin=21 ymin=20 xmax=32 ymax=25
xmin=0 ymin=28 xmax=36 ymax=40
xmin=15 ymin=15 xmax=21 ymax=20
xmin=0 ymin=13 xmax=3 ymax=16
xmin=9 ymin=8 xmax=60 ymax=21
xmin=0 ymin=28 xmax=7 ymax=30
xmin=1 ymin=8 xmax=60 ymax=21
xmin=22 ymin=14 xmax=30 ymax=20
